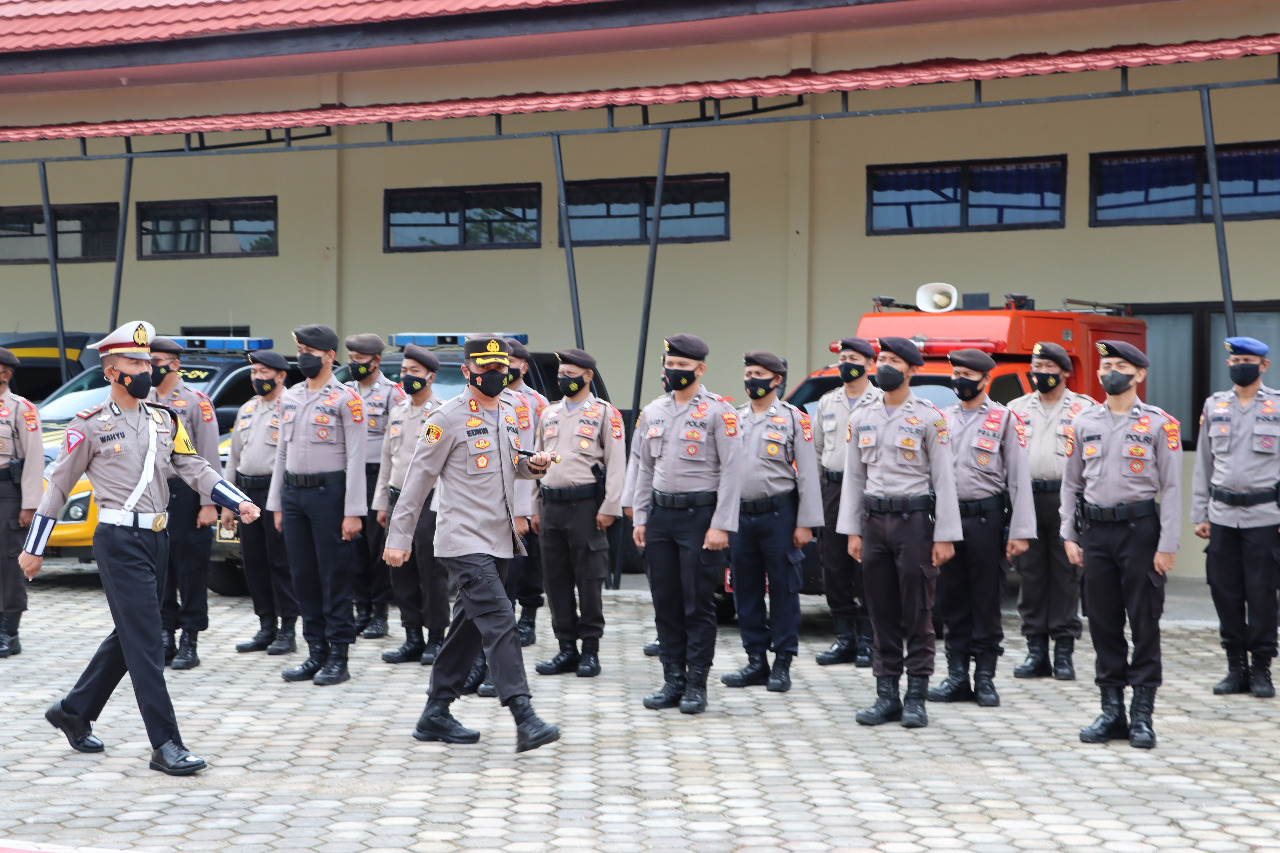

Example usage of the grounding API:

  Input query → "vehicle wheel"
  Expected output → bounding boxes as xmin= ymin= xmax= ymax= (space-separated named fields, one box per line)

xmin=207 ymin=557 xmax=249 ymax=597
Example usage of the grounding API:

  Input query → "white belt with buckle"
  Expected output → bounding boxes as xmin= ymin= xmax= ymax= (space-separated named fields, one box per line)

xmin=98 ymin=508 xmax=169 ymax=532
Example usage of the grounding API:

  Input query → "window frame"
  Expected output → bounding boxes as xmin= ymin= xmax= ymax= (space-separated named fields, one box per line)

xmin=0 ymin=202 xmax=120 ymax=265
xmin=866 ymin=155 xmax=1067 ymax=236
xmin=383 ymin=183 xmax=542 ymax=253
xmin=136 ymin=196 xmax=278 ymax=260
xmin=558 ymin=172 xmax=731 ymax=247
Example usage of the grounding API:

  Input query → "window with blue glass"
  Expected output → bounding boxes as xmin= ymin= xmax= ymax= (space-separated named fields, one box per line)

xmin=1092 ymin=143 xmax=1280 ymax=225
xmin=561 ymin=174 xmax=729 ymax=246
xmin=385 ymin=184 xmax=541 ymax=251
xmin=867 ymin=157 xmax=1065 ymax=234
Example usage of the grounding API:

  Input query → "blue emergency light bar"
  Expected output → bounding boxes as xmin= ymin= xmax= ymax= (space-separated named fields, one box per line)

xmin=165 ymin=337 xmax=274 ymax=352
xmin=390 ymin=333 xmax=528 ymax=347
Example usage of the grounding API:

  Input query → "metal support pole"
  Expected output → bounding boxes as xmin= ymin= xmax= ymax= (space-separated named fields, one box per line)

xmin=37 ymin=161 xmax=69 ymax=383
xmin=109 ymin=156 xmax=133 ymax=329
xmin=1200 ymin=87 xmax=1237 ymax=336
xmin=552 ymin=134 xmax=584 ymax=348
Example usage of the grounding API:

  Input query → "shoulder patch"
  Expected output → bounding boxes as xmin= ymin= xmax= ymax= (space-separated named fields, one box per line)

xmin=1011 ymin=412 xmax=1026 ymax=448
xmin=172 ymin=419 xmax=198 ymax=455
xmin=1064 ymin=424 xmax=1076 ymax=456
xmin=346 ymin=396 xmax=364 ymax=423
xmin=1162 ymin=420 xmax=1181 ymax=451
xmin=933 ymin=418 xmax=951 ymax=445
xmin=198 ymin=398 xmax=214 ymax=423
xmin=424 ymin=423 xmax=444 ymax=445
xmin=722 ymin=411 xmax=738 ymax=437
xmin=66 ymin=427 xmax=86 ymax=452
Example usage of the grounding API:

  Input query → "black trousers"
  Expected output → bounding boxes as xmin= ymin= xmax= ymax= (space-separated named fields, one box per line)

xmin=730 ymin=502 xmax=802 ymax=656
xmin=160 ymin=478 xmax=213 ymax=633
xmin=819 ymin=476 xmax=866 ymax=621
xmin=239 ymin=484 xmax=299 ymax=621
xmin=429 ymin=555 xmax=528 ymax=704
xmin=505 ymin=532 xmax=545 ymax=611
xmin=645 ymin=504 xmax=721 ymax=669
xmin=1081 ymin=514 xmax=1165 ymax=688
xmin=861 ymin=509 xmax=938 ymax=678
xmin=0 ymin=480 xmax=25 ymax=612
xmin=64 ymin=524 xmax=180 ymax=748
xmin=539 ymin=498 xmax=608 ymax=642
xmin=936 ymin=511 xmax=1006 ymax=659
xmin=1016 ymin=489 xmax=1082 ymax=639
xmin=353 ymin=464 xmax=393 ymax=608
xmin=281 ymin=481 xmax=358 ymax=646
xmin=1207 ymin=522 xmax=1280 ymax=658
xmin=389 ymin=495 xmax=449 ymax=631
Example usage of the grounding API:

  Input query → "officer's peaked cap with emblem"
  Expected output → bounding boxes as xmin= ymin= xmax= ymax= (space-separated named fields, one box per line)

xmin=1225 ymin=336 xmax=1270 ymax=357
xmin=556 ymin=348 xmax=597 ymax=371
xmin=0 ymin=347 xmax=19 ymax=368
xmin=248 ymin=349 xmax=289 ymax=371
xmin=344 ymin=333 xmax=385 ymax=355
xmin=402 ymin=344 xmax=440 ymax=372
xmin=838 ymin=337 xmax=876 ymax=359
xmin=877 ymin=336 xmax=924 ymax=367
xmin=149 ymin=337 xmax=185 ymax=356
xmin=294 ymin=324 xmax=339 ymax=352
xmin=90 ymin=320 xmax=155 ymax=361
xmin=505 ymin=337 xmax=531 ymax=361
xmin=948 ymin=347 xmax=996 ymax=372
xmin=1031 ymin=341 xmax=1073 ymax=372
xmin=744 ymin=350 xmax=786 ymax=375
xmin=664 ymin=334 xmax=709 ymax=361
xmin=1096 ymin=339 xmax=1149 ymax=368
xmin=464 ymin=334 xmax=510 ymax=367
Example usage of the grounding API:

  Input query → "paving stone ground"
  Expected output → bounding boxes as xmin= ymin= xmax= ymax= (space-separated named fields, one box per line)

xmin=3 ymin=565 xmax=1280 ymax=852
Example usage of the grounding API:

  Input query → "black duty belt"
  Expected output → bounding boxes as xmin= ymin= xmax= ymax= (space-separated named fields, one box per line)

xmin=864 ymin=494 xmax=933 ymax=514
xmin=284 ymin=470 xmax=345 ymax=488
xmin=1031 ymin=479 xmax=1062 ymax=493
xmin=652 ymin=489 xmax=717 ymax=509
xmin=740 ymin=491 xmax=798 ymax=515
xmin=958 ymin=494 xmax=1006 ymax=518
xmin=388 ymin=486 xmax=402 ymax=512
xmin=235 ymin=473 xmax=272 ymax=491
xmin=1083 ymin=499 xmax=1157 ymax=522
xmin=1209 ymin=485 xmax=1278 ymax=507
xmin=822 ymin=468 xmax=844 ymax=483
xmin=541 ymin=483 xmax=599 ymax=502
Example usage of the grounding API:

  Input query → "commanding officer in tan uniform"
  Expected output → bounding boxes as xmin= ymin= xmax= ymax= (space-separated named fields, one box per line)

xmin=21 ymin=321 xmax=259 ymax=776
xmin=371 ymin=345 xmax=445 ymax=665
xmin=1008 ymin=342 xmax=1095 ymax=681
xmin=928 ymin=348 xmax=1034 ymax=709
xmin=148 ymin=337 xmax=222 ymax=671
xmin=0 ymin=348 xmax=43 ymax=659
xmin=631 ymin=333 xmax=743 ymax=715
xmin=1062 ymin=340 xmax=1181 ymax=750
xmin=529 ymin=348 xmax=626 ymax=679
xmin=345 ymin=333 xmax=406 ymax=640
xmin=267 ymin=324 xmax=368 ymax=686
xmin=385 ymin=334 xmax=560 ymax=754
xmin=838 ymin=336 xmax=962 ymax=730
xmin=720 ymin=351 xmax=823 ymax=693
xmin=813 ymin=337 xmax=879 ymax=668
xmin=504 ymin=337 xmax=550 ymax=646
xmin=222 ymin=350 xmax=299 ymax=656
xmin=1192 ymin=336 xmax=1279 ymax=699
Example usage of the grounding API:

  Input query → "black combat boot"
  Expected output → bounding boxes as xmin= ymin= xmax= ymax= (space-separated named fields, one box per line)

xmin=815 ymin=617 xmax=858 ymax=666
xmin=163 ymin=630 xmax=177 ymax=665
xmin=282 ymin=642 xmax=329 ymax=682
xmin=721 ymin=652 xmax=770 ymax=687
xmin=383 ymin=627 xmax=427 ymax=664
xmin=1213 ymin=649 xmax=1251 ymax=695
xmin=927 ymin=653 xmax=973 ymax=702
xmin=972 ymin=652 xmax=1000 ymax=707
xmin=170 ymin=631 xmax=200 ymax=670
xmin=1250 ymin=653 xmax=1275 ymax=699
xmin=1079 ymin=686 xmax=1129 ymax=743
xmin=461 ymin=653 xmax=486 ymax=695
xmin=353 ymin=604 xmax=372 ymax=636
xmin=535 ymin=640 xmax=580 ymax=675
xmin=643 ymin=638 xmax=660 ymax=657
xmin=854 ymin=619 xmax=875 ymax=668
xmin=680 ymin=665 xmax=710 ymax=715
xmin=236 ymin=616 xmax=276 ymax=653
xmin=0 ymin=614 xmax=11 ymax=658
xmin=902 ymin=674 xmax=929 ymax=728
xmin=509 ymin=695 xmax=560 ymax=753
xmin=1014 ymin=634 xmax=1051 ymax=678
xmin=421 ymin=631 xmax=443 ymax=665
xmin=313 ymin=642 xmax=350 ymax=685
xmin=362 ymin=604 xmax=389 ymax=639
xmin=413 ymin=698 xmax=480 ymax=744
xmin=643 ymin=663 xmax=686 ymax=710
xmin=856 ymin=676 xmax=902 ymax=726
xmin=0 ymin=612 xmax=20 ymax=658
xmin=267 ymin=617 xmax=297 ymax=655
xmin=517 ymin=606 xmax=538 ymax=647
xmin=477 ymin=667 xmax=497 ymax=698
xmin=1053 ymin=637 xmax=1076 ymax=681
xmin=576 ymin=637 xmax=601 ymax=678
xmin=1128 ymin=686 xmax=1157 ymax=749
xmin=767 ymin=652 xmax=793 ymax=692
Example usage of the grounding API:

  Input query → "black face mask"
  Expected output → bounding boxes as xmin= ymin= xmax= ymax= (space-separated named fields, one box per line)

xmin=1100 ymin=370 xmax=1134 ymax=396
xmin=1229 ymin=363 xmax=1262 ymax=387
xmin=664 ymin=367 xmax=697 ymax=392
xmin=875 ymin=364 xmax=905 ymax=392
xmin=115 ymin=367 xmax=152 ymax=400
xmin=151 ymin=363 xmax=172 ymax=387
xmin=838 ymin=362 xmax=865 ymax=384
xmin=348 ymin=360 xmax=374 ymax=381
xmin=251 ymin=377 xmax=276 ymax=397
xmin=952 ymin=376 xmax=984 ymax=402
xmin=744 ymin=377 xmax=775 ymax=400
xmin=401 ymin=374 xmax=429 ymax=395
xmin=1030 ymin=372 xmax=1060 ymax=394
xmin=470 ymin=369 xmax=508 ymax=398
xmin=298 ymin=352 xmax=325 ymax=379
xmin=558 ymin=374 xmax=587 ymax=397
xmin=660 ymin=372 xmax=672 ymax=393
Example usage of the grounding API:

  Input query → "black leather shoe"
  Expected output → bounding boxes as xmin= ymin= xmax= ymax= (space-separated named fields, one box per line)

xmin=721 ymin=652 xmax=770 ymax=688
xmin=45 ymin=701 xmax=104 ymax=753
xmin=421 ymin=634 xmax=444 ymax=666
xmin=643 ymin=663 xmax=686 ymax=710
xmin=517 ymin=607 xmax=538 ymax=647
xmin=1251 ymin=654 xmax=1275 ymax=699
xmin=170 ymin=631 xmax=200 ymax=670
xmin=767 ymin=652 xmax=793 ymax=693
xmin=163 ymin=630 xmax=177 ymax=665
xmin=236 ymin=616 xmax=276 ymax=653
xmin=1014 ymin=634 xmax=1051 ymax=678
xmin=1053 ymin=637 xmax=1076 ymax=681
xmin=362 ymin=604 xmax=389 ymax=640
xmin=815 ymin=617 xmax=857 ymax=666
xmin=282 ymin=643 xmax=329 ymax=682
xmin=643 ymin=639 xmax=660 ymax=657
xmin=1080 ymin=686 xmax=1129 ymax=743
xmin=509 ymin=695 xmax=560 ymax=753
xmin=680 ymin=665 xmax=710 ymax=715
xmin=383 ymin=627 xmax=427 ymax=664
xmin=266 ymin=618 xmax=297 ymax=655
xmin=461 ymin=654 xmax=486 ymax=695
xmin=535 ymin=641 xmax=580 ymax=675
xmin=576 ymin=638 xmax=601 ymax=678
xmin=313 ymin=643 xmax=350 ymax=685
xmin=414 ymin=699 xmax=481 ymax=744
xmin=149 ymin=740 xmax=206 ymax=776
xmin=856 ymin=676 xmax=902 ymax=726
xmin=901 ymin=674 xmax=929 ymax=728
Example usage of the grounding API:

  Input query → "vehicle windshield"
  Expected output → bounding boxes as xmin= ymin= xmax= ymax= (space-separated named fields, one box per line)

xmin=38 ymin=366 xmax=217 ymax=423
xmin=786 ymin=372 xmax=961 ymax=410
xmin=333 ymin=360 xmax=468 ymax=403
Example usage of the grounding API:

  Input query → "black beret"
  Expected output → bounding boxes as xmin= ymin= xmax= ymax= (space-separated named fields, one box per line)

xmin=464 ymin=334 xmax=510 ymax=366
xmin=744 ymin=350 xmax=786 ymax=375
xmin=556 ymin=348 xmax=597 ymax=371
xmin=294 ymin=324 xmax=339 ymax=352
xmin=505 ymin=337 xmax=531 ymax=361
xmin=664 ymin=333 xmax=709 ymax=361
xmin=877 ymin=336 xmax=924 ymax=367
xmin=149 ymin=337 xmax=185 ymax=355
xmin=0 ymin=347 xmax=18 ymax=368
xmin=248 ymin=350 xmax=289 ymax=371
xmin=1096 ymin=339 xmax=1149 ymax=368
xmin=1031 ymin=341 xmax=1073 ymax=372
xmin=344 ymin=333 xmax=385 ymax=355
xmin=402 ymin=344 xmax=440 ymax=372
xmin=838 ymin=337 xmax=876 ymax=359
xmin=948 ymin=347 xmax=996 ymax=372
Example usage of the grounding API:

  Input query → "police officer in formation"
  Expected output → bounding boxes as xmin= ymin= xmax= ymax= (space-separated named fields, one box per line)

xmin=812 ymin=337 xmax=879 ymax=667
xmin=345 ymin=334 xmax=406 ymax=640
xmin=928 ymin=348 xmax=1034 ymax=708
xmin=267 ymin=324 xmax=368 ymax=686
xmin=0 ymin=347 xmax=43 ymax=659
xmin=504 ymin=337 xmax=550 ymax=647
xmin=384 ymin=334 xmax=559 ymax=753
xmin=21 ymin=321 xmax=258 ymax=776
xmin=721 ymin=351 xmax=823 ymax=693
xmin=838 ymin=337 xmax=962 ymax=729
xmin=1191 ymin=336 xmax=1278 ymax=699
xmin=371 ymin=345 xmax=446 ymax=665
xmin=149 ymin=337 xmax=222 ymax=671
xmin=630 ymin=334 xmax=743 ymax=715
xmin=222 ymin=350 xmax=299 ymax=656
xmin=530 ymin=348 xmax=626 ymax=679
xmin=1062 ymin=340 xmax=1181 ymax=749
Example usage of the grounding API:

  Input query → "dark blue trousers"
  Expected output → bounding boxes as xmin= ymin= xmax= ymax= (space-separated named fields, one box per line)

xmin=730 ymin=502 xmax=802 ymax=656
xmin=282 ymin=481 xmax=358 ymax=647
xmin=160 ymin=478 xmax=213 ymax=632
xmin=645 ymin=504 xmax=721 ymax=669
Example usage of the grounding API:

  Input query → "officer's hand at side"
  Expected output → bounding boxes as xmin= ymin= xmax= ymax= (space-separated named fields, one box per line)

xmin=931 ymin=541 xmax=955 ymax=567
xmin=703 ymin=529 xmax=729 ymax=551
xmin=514 ymin=516 xmax=530 ymax=537
xmin=274 ymin=511 xmax=283 ymax=533
xmin=530 ymin=515 xmax=542 ymax=534
xmin=384 ymin=548 xmax=410 ymax=567
xmin=239 ymin=502 xmax=261 ymax=524
xmin=18 ymin=509 xmax=33 ymax=528
xmin=793 ymin=527 xmax=813 ymax=549
xmin=1194 ymin=522 xmax=1211 ymax=540
xmin=1064 ymin=540 xmax=1084 ymax=566
xmin=633 ymin=524 xmax=646 ymax=549
xmin=341 ymin=516 xmax=362 ymax=541
xmin=1153 ymin=551 xmax=1176 ymax=575
xmin=19 ymin=551 xmax=41 ymax=579
xmin=197 ymin=505 xmax=218 ymax=528
xmin=220 ymin=509 xmax=236 ymax=531
xmin=624 ymin=507 xmax=634 ymax=520
xmin=847 ymin=535 xmax=862 ymax=562
xmin=377 ymin=510 xmax=388 ymax=528
xmin=1006 ymin=538 xmax=1029 ymax=559
xmin=596 ymin=513 xmax=615 ymax=531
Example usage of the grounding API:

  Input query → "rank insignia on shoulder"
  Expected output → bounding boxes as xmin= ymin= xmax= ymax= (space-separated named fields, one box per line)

xmin=468 ymin=398 xmax=480 ymax=413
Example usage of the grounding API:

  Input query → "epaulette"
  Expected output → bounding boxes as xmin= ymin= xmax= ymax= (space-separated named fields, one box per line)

xmin=193 ymin=388 xmax=210 ymax=400
xmin=75 ymin=403 xmax=104 ymax=420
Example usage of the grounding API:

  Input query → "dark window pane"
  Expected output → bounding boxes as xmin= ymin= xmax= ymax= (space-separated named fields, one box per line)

xmin=645 ymin=177 xmax=728 ymax=240
xmin=567 ymin=181 xmax=643 ymax=243
xmin=463 ymin=187 xmax=539 ymax=245
xmin=869 ymin=167 xmax=962 ymax=231
xmin=386 ymin=185 xmax=540 ymax=250
xmin=1094 ymin=153 xmax=1198 ymax=222
xmin=140 ymin=204 xmax=205 ymax=255
xmin=208 ymin=200 xmax=277 ymax=254
xmin=969 ymin=161 xmax=1063 ymax=226
xmin=1203 ymin=147 xmax=1280 ymax=217
xmin=0 ymin=204 xmax=118 ymax=262
xmin=0 ymin=209 xmax=48 ymax=262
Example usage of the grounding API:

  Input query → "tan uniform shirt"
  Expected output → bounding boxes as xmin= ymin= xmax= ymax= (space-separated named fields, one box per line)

xmin=266 ymin=379 xmax=368 ymax=517
xmin=1192 ymin=387 xmax=1280 ymax=528
xmin=941 ymin=399 xmax=1037 ymax=540
xmin=347 ymin=376 xmax=407 ymax=465
xmin=813 ymin=383 xmax=880 ymax=473
xmin=836 ymin=392 xmax=963 ymax=542
xmin=224 ymin=394 xmax=282 ymax=480
xmin=736 ymin=400 xmax=824 ymax=528
xmin=629 ymin=388 xmax=744 ymax=532
xmin=1059 ymin=401 xmax=1183 ymax=552
xmin=150 ymin=379 xmax=221 ymax=479
xmin=371 ymin=392 xmax=442 ymax=512
xmin=620 ymin=423 xmax=644 ymax=510
xmin=1007 ymin=389 xmax=1095 ymax=481
xmin=0 ymin=388 xmax=45 ymax=508
xmin=534 ymin=393 xmax=627 ymax=517
xmin=508 ymin=382 xmax=548 ymax=519
xmin=385 ymin=391 xmax=546 ymax=559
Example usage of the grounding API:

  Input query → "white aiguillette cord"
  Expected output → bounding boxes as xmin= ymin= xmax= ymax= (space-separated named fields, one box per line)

xmin=121 ymin=407 xmax=158 ymax=514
